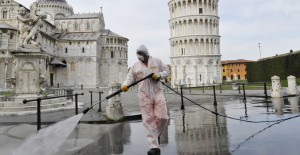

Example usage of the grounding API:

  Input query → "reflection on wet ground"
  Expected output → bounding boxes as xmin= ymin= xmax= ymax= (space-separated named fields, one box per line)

xmin=69 ymin=96 xmax=300 ymax=155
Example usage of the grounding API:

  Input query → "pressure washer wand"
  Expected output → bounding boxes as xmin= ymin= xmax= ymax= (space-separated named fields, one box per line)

xmin=82 ymin=73 xmax=154 ymax=114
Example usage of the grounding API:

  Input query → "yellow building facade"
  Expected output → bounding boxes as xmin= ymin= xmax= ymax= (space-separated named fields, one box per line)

xmin=221 ymin=59 xmax=255 ymax=81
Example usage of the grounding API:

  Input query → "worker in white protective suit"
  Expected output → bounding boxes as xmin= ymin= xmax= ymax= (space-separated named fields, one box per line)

xmin=121 ymin=45 xmax=170 ymax=155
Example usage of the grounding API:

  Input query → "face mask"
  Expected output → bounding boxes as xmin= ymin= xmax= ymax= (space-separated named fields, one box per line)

xmin=137 ymin=54 xmax=145 ymax=62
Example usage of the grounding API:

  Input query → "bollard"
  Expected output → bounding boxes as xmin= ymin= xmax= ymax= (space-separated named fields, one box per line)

xmin=287 ymin=75 xmax=298 ymax=95
xmin=180 ymin=85 xmax=184 ymax=110
xmin=220 ymin=83 xmax=222 ymax=93
xmin=238 ymin=84 xmax=241 ymax=94
xmin=81 ymin=84 xmax=83 ymax=90
xmin=98 ymin=91 xmax=103 ymax=112
xmin=271 ymin=75 xmax=282 ymax=98
xmin=213 ymin=85 xmax=217 ymax=105
xmin=202 ymin=86 xmax=204 ymax=93
xmin=106 ymin=82 xmax=124 ymax=121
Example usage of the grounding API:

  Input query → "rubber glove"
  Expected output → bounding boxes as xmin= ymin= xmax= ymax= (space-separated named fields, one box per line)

xmin=121 ymin=85 xmax=128 ymax=92
xmin=151 ymin=73 xmax=161 ymax=81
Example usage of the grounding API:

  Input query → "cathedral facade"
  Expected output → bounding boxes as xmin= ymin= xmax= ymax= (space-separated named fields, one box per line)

xmin=168 ymin=0 xmax=221 ymax=87
xmin=0 ymin=0 xmax=128 ymax=89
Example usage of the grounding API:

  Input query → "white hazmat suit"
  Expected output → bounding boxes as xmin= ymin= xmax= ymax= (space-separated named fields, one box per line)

xmin=123 ymin=45 xmax=170 ymax=149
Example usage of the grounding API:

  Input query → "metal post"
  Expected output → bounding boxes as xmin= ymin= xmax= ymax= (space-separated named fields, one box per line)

xmin=213 ymin=86 xmax=217 ymax=105
xmin=98 ymin=91 xmax=103 ymax=112
xmin=264 ymin=82 xmax=268 ymax=99
xmin=220 ymin=83 xmax=222 ymax=93
xmin=202 ymin=86 xmax=204 ymax=93
xmin=90 ymin=91 xmax=93 ymax=109
xmin=238 ymin=84 xmax=241 ymax=94
xmin=37 ymin=98 xmax=41 ymax=131
xmin=244 ymin=100 xmax=248 ymax=117
xmin=75 ymin=93 xmax=78 ymax=115
xmin=243 ymin=84 xmax=246 ymax=102
xmin=180 ymin=86 xmax=184 ymax=110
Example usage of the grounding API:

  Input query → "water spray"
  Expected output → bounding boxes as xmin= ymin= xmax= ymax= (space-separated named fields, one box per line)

xmin=82 ymin=73 xmax=154 ymax=114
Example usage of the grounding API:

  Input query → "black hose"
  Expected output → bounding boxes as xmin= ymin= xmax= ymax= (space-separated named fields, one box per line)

xmin=82 ymin=73 xmax=154 ymax=114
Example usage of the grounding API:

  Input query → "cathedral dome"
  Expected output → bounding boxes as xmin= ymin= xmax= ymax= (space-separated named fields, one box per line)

xmin=37 ymin=0 xmax=68 ymax=4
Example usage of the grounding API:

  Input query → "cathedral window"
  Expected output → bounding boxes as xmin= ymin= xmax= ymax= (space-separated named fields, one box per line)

xmin=2 ymin=10 xmax=8 ymax=19
xmin=71 ymin=62 xmax=75 ymax=71
xmin=74 ymin=23 xmax=79 ymax=31
xmin=9 ymin=32 xmax=13 ymax=39
xmin=65 ymin=48 xmax=68 ymax=53
xmin=82 ymin=47 xmax=85 ymax=53
xmin=111 ymin=51 xmax=114 ymax=58
xmin=86 ymin=22 xmax=90 ymax=30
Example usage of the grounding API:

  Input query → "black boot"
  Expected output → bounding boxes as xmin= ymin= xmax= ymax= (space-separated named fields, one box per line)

xmin=147 ymin=148 xmax=161 ymax=155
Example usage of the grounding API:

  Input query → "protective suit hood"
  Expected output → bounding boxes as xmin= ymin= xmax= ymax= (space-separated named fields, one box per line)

xmin=136 ymin=45 xmax=150 ymax=56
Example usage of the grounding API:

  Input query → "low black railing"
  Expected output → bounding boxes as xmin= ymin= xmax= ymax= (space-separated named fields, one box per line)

xmin=89 ymin=91 xmax=104 ymax=112
xmin=23 ymin=93 xmax=84 ymax=131
xmin=175 ymin=82 xmax=269 ymax=110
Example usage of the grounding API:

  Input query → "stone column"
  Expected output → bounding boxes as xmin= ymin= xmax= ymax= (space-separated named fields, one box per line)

xmin=287 ymin=75 xmax=298 ymax=95
xmin=174 ymin=65 xmax=177 ymax=87
xmin=182 ymin=65 xmax=186 ymax=85
xmin=106 ymin=82 xmax=124 ymax=121
xmin=204 ymin=64 xmax=208 ymax=84
xmin=271 ymin=75 xmax=282 ymax=98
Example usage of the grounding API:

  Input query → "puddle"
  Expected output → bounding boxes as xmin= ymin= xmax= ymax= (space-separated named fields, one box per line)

xmin=68 ymin=96 xmax=300 ymax=155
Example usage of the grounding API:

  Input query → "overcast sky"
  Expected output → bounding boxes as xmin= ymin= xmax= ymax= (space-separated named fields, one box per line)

xmin=16 ymin=0 xmax=300 ymax=67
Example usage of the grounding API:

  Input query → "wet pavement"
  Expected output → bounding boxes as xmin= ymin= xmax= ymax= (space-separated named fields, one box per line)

xmin=0 ymin=87 xmax=300 ymax=155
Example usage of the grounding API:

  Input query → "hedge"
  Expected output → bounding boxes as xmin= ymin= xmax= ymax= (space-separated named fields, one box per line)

xmin=246 ymin=51 xmax=300 ymax=82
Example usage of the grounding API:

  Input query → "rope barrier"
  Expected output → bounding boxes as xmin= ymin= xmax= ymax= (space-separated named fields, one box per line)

xmin=161 ymin=82 xmax=300 ymax=123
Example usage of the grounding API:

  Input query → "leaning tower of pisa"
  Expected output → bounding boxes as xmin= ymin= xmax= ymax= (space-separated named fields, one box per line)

xmin=168 ymin=0 xmax=221 ymax=87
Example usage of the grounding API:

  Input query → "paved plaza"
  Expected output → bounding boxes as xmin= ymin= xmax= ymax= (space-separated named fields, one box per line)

xmin=0 ymin=86 xmax=300 ymax=155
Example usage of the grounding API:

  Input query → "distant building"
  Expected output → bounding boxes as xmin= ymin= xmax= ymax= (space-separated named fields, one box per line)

xmin=168 ymin=0 xmax=221 ymax=87
xmin=0 ymin=0 xmax=129 ymax=89
xmin=221 ymin=59 xmax=255 ymax=81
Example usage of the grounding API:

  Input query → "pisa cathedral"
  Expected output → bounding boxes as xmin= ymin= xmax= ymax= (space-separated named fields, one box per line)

xmin=168 ymin=0 xmax=221 ymax=87
xmin=0 ymin=0 xmax=128 ymax=89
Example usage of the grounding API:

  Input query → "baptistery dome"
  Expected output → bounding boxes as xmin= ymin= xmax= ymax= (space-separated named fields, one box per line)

xmin=37 ymin=0 xmax=68 ymax=3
